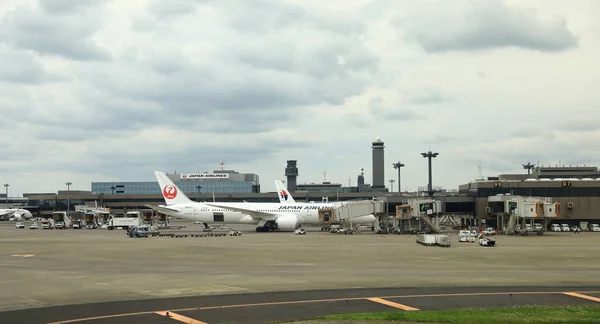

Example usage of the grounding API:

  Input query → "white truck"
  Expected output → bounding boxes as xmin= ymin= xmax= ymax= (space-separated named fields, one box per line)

xmin=589 ymin=224 xmax=600 ymax=232
xmin=107 ymin=212 xmax=141 ymax=230
xmin=52 ymin=212 xmax=72 ymax=229
xmin=140 ymin=209 xmax=155 ymax=226
xmin=97 ymin=212 xmax=111 ymax=227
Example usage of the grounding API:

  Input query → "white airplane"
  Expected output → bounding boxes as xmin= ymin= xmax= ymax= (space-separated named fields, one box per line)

xmin=1 ymin=208 xmax=33 ymax=221
xmin=154 ymin=171 xmax=376 ymax=232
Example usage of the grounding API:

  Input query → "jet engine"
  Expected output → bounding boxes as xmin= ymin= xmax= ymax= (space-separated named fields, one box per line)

xmin=275 ymin=215 xmax=301 ymax=230
xmin=10 ymin=209 xmax=33 ymax=220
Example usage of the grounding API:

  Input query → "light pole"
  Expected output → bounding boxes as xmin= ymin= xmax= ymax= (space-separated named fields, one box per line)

xmin=392 ymin=161 xmax=405 ymax=194
xmin=3 ymin=183 xmax=8 ymax=207
xmin=110 ymin=186 xmax=115 ymax=195
xmin=421 ymin=151 xmax=439 ymax=198
xmin=522 ymin=162 xmax=535 ymax=176
xmin=196 ymin=185 xmax=202 ymax=193
xmin=388 ymin=179 xmax=396 ymax=192
xmin=65 ymin=182 xmax=72 ymax=212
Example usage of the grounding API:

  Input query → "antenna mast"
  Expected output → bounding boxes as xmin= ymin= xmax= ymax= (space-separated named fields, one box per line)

xmin=477 ymin=161 xmax=483 ymax=180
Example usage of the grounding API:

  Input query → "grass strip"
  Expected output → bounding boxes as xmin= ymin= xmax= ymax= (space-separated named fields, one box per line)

xmin=320 ymin=305 xmax=600 ymax=323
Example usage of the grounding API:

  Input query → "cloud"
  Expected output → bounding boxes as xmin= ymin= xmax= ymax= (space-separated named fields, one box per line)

xmin=0 ymin=1 xmax=110 ymax=60
xmin=0 ymin=44 xmax=65 ymax=84
xmin=397 ymin=0 xmax=578 ymax=53
xmin=368 ymin=96 xmax=423 ymax=121
xmin=405 ymin=86 xmax=451 ymax=105
xmin=0 ymin=0 xmax=598 ymax=196
xmin=38 ymin=0 xmax=104 ymax=15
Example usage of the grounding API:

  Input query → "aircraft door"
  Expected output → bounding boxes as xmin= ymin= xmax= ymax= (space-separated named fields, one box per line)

xmin=318 ymin=208 xmax=334 ymax=224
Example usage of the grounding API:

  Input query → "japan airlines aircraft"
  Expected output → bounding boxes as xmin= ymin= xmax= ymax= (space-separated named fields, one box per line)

xmin=274 ymin=180 xmax=377 ymax=219
xmin=154 ymin=171 xmax=376 ymax=232
xmin=1 ymin=208 xmax=33 ymax=221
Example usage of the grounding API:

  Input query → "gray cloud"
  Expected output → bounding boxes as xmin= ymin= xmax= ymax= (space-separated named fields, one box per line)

xmin=220 ymin=0 xmax=365 ymax=36
xmin=0 ymin=2 xmax=110 ymax=60
xmin=399 ymin=0 xmax=578 ymax=53
xmin=368 ymin=96 xmax=423 ymax=121
xmin=0 ymin=45 xmax=64 ymax=84
xmin=405 ymin=87 xmax=450 ymax=105
xmin=38 ymin=0 xmax=103 ymax=15
xmin=147 ymin=0 xmax=207 ymax=19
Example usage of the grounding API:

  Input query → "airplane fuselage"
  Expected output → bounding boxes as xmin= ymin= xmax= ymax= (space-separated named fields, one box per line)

xmin=158 ymin=201 xmax=376 ymax=226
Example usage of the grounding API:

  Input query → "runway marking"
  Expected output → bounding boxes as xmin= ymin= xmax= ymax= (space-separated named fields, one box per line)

xmin=155 ymin=311 xmax=207 ymax=324
xmin=11 ymin=254 xmax=34 ymax=257
xmin=367 ymin=297 xmax=419 ymax=311
xmin=563 ymin=292 xmax=600 ymax=303
xmin=45 ymin=290 xmax=600 ymax=324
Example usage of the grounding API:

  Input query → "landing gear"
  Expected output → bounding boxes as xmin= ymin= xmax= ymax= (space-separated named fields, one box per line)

xmin=255 ymin=222 xmax=278 ymax=232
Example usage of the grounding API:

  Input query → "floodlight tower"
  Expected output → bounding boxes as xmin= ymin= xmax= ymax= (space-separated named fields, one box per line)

xmin=392 ymin=161 xmax=405 ymax=194
xmin=65 ymin=182 xmax=72 ymax=212
xmin=522 ymin=162 xmax=535 ymax=176
xmin=3 ymin=183 xmax=9 ymax=207
xmin=421 ymin=151 xmax=439 ymax=198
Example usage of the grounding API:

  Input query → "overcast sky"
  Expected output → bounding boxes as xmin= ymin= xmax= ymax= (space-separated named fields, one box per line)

xmin=1 ymin=0 xmax=599 ymax=196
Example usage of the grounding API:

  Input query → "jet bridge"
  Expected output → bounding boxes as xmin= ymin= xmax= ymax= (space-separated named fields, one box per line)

xmin=395 ymin=199 xmax=443 ymax=233
xmin=487 ymin=194 xmax=559 ymax=235
xmin=317 ymin=200 xmax=384 ymax=226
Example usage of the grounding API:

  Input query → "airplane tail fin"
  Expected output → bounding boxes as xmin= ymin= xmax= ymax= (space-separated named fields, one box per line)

xmin=274 ymin=180 xmax=296 ymax=204
xmin=154 ymin=171 xmax=193 ymax=205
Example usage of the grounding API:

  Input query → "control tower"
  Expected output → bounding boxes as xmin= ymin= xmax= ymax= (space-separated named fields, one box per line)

xmin=371 ymin=137 xmax=385 ymax=189
xmin=285 ymin=160 xmax=298 ymax=193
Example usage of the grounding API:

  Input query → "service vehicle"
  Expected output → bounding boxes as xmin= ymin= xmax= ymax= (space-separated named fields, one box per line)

xmin=561 ymin=224 xmax=570 ymax=232
xmin=458 ymin=230 xmax=475 ymax=243
xmin=551 ymin=224 xmax=561 ymax=232
xmin=127 ymin=225 xmax=159 ymax=238
xmin=107 ymin=212 xmax=141 ymax=230
xmin=15 ymin=222 xmax=25 ymax=229
xmin=479 ymin=236 xmax=496 ymax=246
xmin=482 ymin=227 xmax=496 ymax=236
xmin=590 ymin=224 xmax=600 ymax=232
xmin=229 ymin=230 xmax=242 ymax=236
xmin=41 ymin=219 xmax=52 ymax=229
xmin=52 ymin=212 xmax=71 ymax=229
xmin=72 ymin=220 xmax=82 ymax=229
xmin=294 ymin=228 xmax=306 ymax=235
xmin=29 ymin=222 xmax=39 ymax=230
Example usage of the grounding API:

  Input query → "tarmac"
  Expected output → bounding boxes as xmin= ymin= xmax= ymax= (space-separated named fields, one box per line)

xmin=1 ymin=220 xmax=600 ymax=323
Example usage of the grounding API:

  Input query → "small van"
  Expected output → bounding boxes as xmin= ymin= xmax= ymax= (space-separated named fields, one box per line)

xmin=551 ymin=224 xmax=561 ymax=232
xmin=561 ymin=224 xmax=570 ymax=232
xmin=590 ymin=224 xmax=600 ymax=232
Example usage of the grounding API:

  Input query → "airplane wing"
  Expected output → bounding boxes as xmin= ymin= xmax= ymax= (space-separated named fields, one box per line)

xmin=154 ymin=205 xmax=183 ymax=213
xmin=204 ymin=203 xmax=277 ymax=220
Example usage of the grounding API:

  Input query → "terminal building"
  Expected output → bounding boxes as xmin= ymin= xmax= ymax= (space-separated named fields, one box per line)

xmin=91 ymin=170 xmax=260 ymax=195
xmin=460 ymin=165 xmax=600 ymax=225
